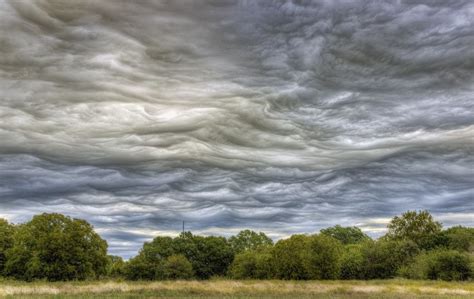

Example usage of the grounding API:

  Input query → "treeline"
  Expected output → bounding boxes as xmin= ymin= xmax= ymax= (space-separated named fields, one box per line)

xmin=0 ymin=211 xmax=472 ymax=281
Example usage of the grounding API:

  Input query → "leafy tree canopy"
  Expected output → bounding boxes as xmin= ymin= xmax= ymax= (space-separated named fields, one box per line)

xmin=229 ymin=230 xmax=273 ymax=253
xmin=0 ymin=219 xmax=15 ymax=275
xmin=162 ymin=254 xmax=194 ymax=280
xmin=5 ymin=213 xmax=108 ymax=281
xmin=386 ymin=210 xmax=442 ymax=249
xmin=320 ymin=225 xmax=370 ymax=245
xmin=442 ymin=226 xmax=474 ymax=253
xmin=271 ymin=234 xmax=311 ymax=280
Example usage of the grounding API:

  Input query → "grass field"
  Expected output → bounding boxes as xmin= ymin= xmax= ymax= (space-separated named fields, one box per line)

xmin=1 ymin=279 xmax=473 ymax=298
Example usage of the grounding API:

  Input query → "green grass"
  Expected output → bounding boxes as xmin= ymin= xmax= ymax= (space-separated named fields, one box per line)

xmin=1 ymin=279 xmax=473 ymax=298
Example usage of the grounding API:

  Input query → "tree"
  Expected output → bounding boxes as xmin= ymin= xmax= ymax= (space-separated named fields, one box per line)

xmin=229 ymin=248 xmax=273 ymax=279
xmin=5 ymin=213 xmax=108 ymax=281
xmin=271 ymin=235 xmax=310 ymax=280
xmin=162 ymin=254 xmax=194 ymax=280
xmin=340 ymin=244 xmax=365 ymax=279
xmin=360 ymin=239 xmax=419 ymax=279
xmin=125 ymin=254 xmax=156 ymax=280
xmin=305 ymin=234 xmax=343 ymax=279
xmin=400 ymin=249 xmax=472 ymax=281
xmin=386 ymin=210 xmax=442 ymax=249
xmin=174 ymin=233 xmax=234 ymax=279
xmin=229 ymin=230 xmax=273 ymax=253
xmin=443 ymin=226 xmax=474 ymax=252
xmin=0 ymin=219 xmax=14 ymax=276
xmin=320 ymin=225 xmax=370 ymax=245
xmin=128 ymin=232 xmax=233 ymax=280
xmin=125 ymin=236 xmax=175 ymax=280
xmin=106 ymin=255 xmax=126 ymax=278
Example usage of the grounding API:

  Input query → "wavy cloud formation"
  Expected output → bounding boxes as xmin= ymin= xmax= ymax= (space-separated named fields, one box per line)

xmin=1 ymin=0 xmax=473 ymax=257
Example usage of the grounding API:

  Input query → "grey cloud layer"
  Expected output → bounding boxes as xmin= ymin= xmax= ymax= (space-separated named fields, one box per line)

xmin=0 ymin=0 xmax=473 ymax=257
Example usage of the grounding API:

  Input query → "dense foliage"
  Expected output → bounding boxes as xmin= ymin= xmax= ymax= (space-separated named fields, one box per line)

xmin=229 ymin=230 xmax=273 ymax=253
xmin=0 ymin=210 xmax=472 ymax=281
xmin=4 ymin=213 xmax=108 ymax=281
xmin=0 ymin=219 xmax=15 ymax=275
xmin=320 ymin=225 xmax=370 ymax=245
xmin=125 ymin=232 xmax=234 ymax=280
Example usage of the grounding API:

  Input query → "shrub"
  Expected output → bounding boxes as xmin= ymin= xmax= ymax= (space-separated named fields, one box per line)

xmin=174 ymin=233 xmax=234 ymax=279
xmin=125 ymin=236 xmax=175 ymax=280
xmin=304 ymin=234 xmax=343 ymax=279
xmin=340 ymin=244 xmax=365 ymax=279
xmin=360 ymin=239 xmax=418 ymax=279
xmin=107 ymin=255 xmax=126 ymax=278
xmin=162 ymin=254 xmax=194 ymax=280
xmin=229 ymin=249 xmax=272 ymax=279
xmin=229 ymin=251 xmax=257 ymax=279
xmin=0 ymin=219 xmax=14 ymax=276
xmin=125 ymin=255 xmax=156 ymax=280
xmin=443 ymin=226 xmax=474 ymax=252
xmin=271 ymin=235 xmax=310 ymax=280
xmin=127 ymin=232 xmax=233 ymax=280
xmin=401 ymin=250 xmax=472 ymax=281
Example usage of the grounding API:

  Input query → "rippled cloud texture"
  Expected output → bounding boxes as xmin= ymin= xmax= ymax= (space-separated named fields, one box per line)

xmin=1 ymin=0 xmax=473 ymax=257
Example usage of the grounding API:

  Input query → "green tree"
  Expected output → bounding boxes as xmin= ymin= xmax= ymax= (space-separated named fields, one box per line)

xmin=320 ymin=225 xmax=370 ymax=245
xmin=271 ymin=234 xmax=310 ymax=280
xmin=174 ymin=233 xmax=234 ymax=279
xmin=162 ymin=254 xmax=194 ymax=280
xmin=125 ymin=254 xmax=156 ymax=280
xmin=5 ymin=213 xmax=108 ymax=281
xmin=106 ymin=255 xmax=126 ymax=278
xmin=443 ymin=226 xmax=474 ymax=252
xmin=229 ymin=248 xmax=273 ymax=279
xmin=229 ymin=230 xmax=273 ymax=253
xmin=386 ymin=210 xmax=442 ymax=249
xmin=0 ymin=219 xmax=14 ymax=276
xmin=340 ymin=244 xmax=365 ymax=279
xmin=305 ymin=234 xmax=343 ymax=279
xmin=125 ymin=236 xmax=175 ymax=280
xmin=128 ymin=232 xmax=234 ymax=280
xmin=360 ymin=239 xmax=419 ymax=279
xmin=400 ymin=249 xmax=472 ymax=281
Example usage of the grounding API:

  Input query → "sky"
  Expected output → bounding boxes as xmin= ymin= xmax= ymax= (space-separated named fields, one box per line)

xmin=0 ymin=0 xmax=473 ymax=258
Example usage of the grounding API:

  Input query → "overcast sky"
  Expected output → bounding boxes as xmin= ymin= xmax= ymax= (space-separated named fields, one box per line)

xmin=1 ymin=0 xmax=473 ymax=258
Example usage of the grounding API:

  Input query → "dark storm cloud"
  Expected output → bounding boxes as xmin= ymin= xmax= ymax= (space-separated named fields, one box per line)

xmin=0 ymin=0 xmax=473 ymax=257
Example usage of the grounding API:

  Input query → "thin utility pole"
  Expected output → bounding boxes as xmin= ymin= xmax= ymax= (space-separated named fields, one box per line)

xmin=182 ymin=221 xmax=185 ymax=233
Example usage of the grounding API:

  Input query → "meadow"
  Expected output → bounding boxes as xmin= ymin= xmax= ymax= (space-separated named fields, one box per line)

xmin=1 ymin=279 xmax=474 ymax=299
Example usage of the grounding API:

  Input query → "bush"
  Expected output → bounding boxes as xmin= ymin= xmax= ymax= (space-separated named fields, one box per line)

xmin=0 ymin=219 xmax=14 ymax=276
xmin=340 ymin=244 xmax=365 ymax=279
xmin=107 ymin=255 xmax=126 ymax=278
xmin=271 ymin=235 xmax=310 ymax=280
xmin=401 ymin=250 xmax=472 ymax=281
xmin=360 ymin=239 xmax=418 ymax=279
xmin=4 ymin=213 xmax=108 ymax=281
xmin=174 ymin=233 xmax=234 ymax=279
xmin=125 ymin=236 xmax=175 ymax=280
xmin=162 ymin=254 xmax=194 ymax=280
xmin=305 ymin=234 xmax=343 ymax=279
xmin=127 ymin=232 xmax=233 ymax=280
xmin=125 ymin=255 xmax=156 ymax=280
xmin=229 ymin=249 xmax=272 ymax=279
xmin=443 ymin=226 xmax=474 ymax=252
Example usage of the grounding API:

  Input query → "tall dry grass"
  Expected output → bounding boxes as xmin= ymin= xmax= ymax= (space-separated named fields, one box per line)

xmin=0 ymin=279 xmax=473 ymax=298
